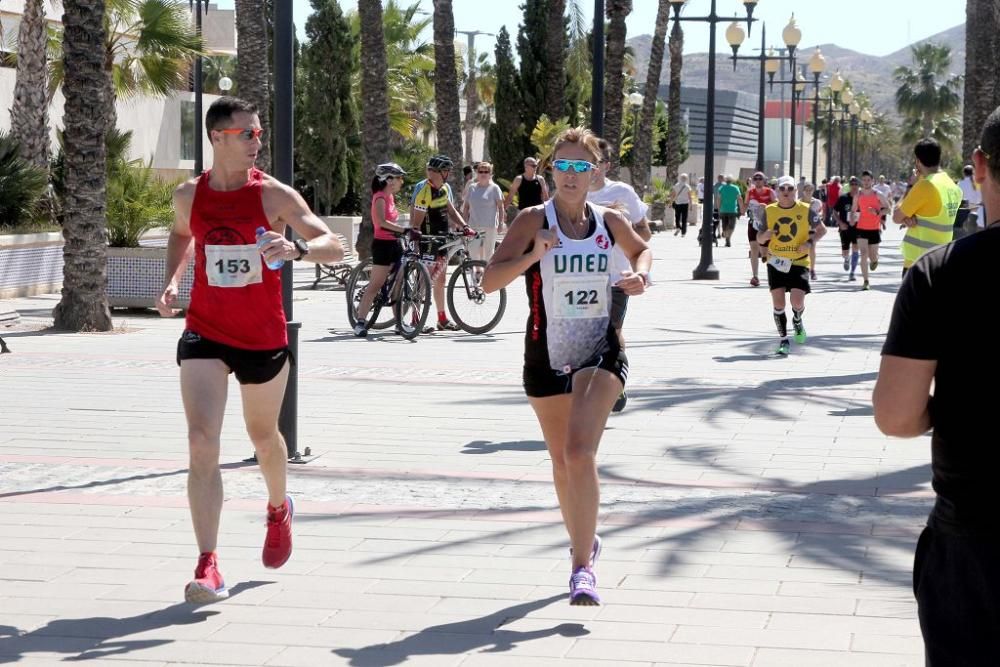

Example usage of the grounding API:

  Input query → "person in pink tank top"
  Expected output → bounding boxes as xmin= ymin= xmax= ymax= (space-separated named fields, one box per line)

xmin=155 ymin=96 xmax=344 ymax=604
xmin=851 ymin=170 xmax=891 ymax=290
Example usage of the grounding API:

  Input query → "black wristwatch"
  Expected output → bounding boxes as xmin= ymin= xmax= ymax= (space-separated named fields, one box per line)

xmin=293 ymin=238 xmax=310 ymax=261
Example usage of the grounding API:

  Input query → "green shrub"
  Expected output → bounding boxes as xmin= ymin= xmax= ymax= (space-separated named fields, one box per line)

xmin=105 ymin=158 xmax=177 ymax=247
xmin=0 ymin=131 xmax=49 ymax=230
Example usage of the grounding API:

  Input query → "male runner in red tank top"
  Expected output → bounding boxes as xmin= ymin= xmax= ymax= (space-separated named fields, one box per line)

xmin=156 ymin=97 xmax=343 ymax=603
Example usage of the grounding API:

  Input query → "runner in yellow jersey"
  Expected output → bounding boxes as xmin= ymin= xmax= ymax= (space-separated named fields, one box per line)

xmin=757 ymin=175 xmax=826 ymax=356
xmin=892 ymin=139 xmax=963 ymax=276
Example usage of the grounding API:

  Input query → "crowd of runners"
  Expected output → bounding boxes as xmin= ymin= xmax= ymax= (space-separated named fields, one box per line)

xmin=151 ymin=94 xmax=976 ymax=666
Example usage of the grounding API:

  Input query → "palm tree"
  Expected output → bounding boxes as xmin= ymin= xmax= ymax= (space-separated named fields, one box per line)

xmin=963 ymin=0 xmax=1000 ymax=159
xmin=10 ymin=0 xmax=50 ymax=170
xmin=544 ymin=0 xmax=566 ymax=123
xmin=235 ymin=0 xmax=271 ymax=172
xmin=603 ymin=0 xmax=631 ymax=177
xmin=630 ymin=0 xmax=670 ymax=195
xmin=53 ymin=0 xmax=112 ymax=332
xmin=48 ymin=1 xmax=204 ymax=138
xmin=475 ymin=55 xmax=497 ymax=161
xmin=893 ymin=43 xmax=962 ymax=150
xmin=665 ymin=21 xmax=684 ymax=185
xmin=355 ymin=0 xmax=392 ymax=260
xmin=432 ymin=0 xmax=464 ymax=202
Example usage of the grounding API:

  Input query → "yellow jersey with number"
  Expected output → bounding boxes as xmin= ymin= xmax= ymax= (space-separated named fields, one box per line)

xmin=765 ymin=201 xmax=812 ymax=268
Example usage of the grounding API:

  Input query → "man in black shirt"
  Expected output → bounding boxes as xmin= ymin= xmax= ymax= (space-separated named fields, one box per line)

xmin=834 ymin=176 xmax=860 ymax=280
xmin=873 ymin=106 xmax=1000 ymax=665
xmin=504 ymin=157 xmax=549 ymax=211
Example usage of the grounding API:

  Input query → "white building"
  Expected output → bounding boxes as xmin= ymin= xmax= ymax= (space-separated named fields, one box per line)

xmin=0 ymin=1 xmax=235 ymax=179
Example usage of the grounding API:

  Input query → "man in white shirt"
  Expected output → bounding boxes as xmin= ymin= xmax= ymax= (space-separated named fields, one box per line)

xmin=588 ymin=140 xmax=652 ymax=412
xmin=956 ymin=164 xmax=982 ymax=239
xmin=874 ymin=175 xmax=893 ymax=230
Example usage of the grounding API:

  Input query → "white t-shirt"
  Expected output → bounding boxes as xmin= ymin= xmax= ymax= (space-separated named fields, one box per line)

xmin=587 ymin=179 xmax=648 ymax=225
xmin=874 ymin=183 xmax=892 ymax=202
xmin=672 ymin=182 xmax=691 ymax=204
xmin=696 ymin=181 xmax=705 ymax=201
xmin=959 ymin=177 xmax=981 ymax=206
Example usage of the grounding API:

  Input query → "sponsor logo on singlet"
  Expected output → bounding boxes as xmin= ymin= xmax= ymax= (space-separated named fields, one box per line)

xmin=553 ymin=254 xmax=610 ymax=274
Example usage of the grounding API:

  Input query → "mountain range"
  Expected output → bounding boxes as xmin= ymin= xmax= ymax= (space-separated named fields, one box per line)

xmin=627 ymin=22 xmax=965 ymax=120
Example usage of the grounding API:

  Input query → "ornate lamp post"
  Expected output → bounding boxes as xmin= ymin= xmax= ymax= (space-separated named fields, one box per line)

xmin=849 ymin=99 xmax=861 ymax=175
xmin=667 ymin=0 xmax=759 ymax=281
xmin=838 ymin=87 xmax=854 ymax=177
xmin=807 ymin=47 xmax=827 ymax=184
xmin=826 ymin=70 xmax=845 ymax=178
xmin=189 ymin=0 xmax=210 ymax=175
xmin=764 ymin=15 xmax=804 ymax=176
xmin=725 ymin=19 xmax=768 ymax=171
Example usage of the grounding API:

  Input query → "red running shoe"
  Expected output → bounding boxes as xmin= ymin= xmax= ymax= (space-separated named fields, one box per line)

xmin=750 ymin=276 xmax=760 ymax=287
xmin=262 ymin=494 xmax=294 ymax=569
xmin=184 ymin=552 xmax=228 ymax=603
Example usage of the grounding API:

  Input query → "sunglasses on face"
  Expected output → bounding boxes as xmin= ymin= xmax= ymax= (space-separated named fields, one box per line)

xmin=778 ymin=186 xmax=796 ymax=192
xmin=217 ymin=127 xmax=264 ymax=140
xmin=553 ymin=159 xmax=595 ymax=174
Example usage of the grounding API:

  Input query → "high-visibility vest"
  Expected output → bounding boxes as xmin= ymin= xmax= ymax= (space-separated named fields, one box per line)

xmin=902 ymin=171 xmax=963 ymax=267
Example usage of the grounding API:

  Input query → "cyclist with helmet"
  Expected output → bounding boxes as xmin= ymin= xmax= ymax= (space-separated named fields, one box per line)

xmin=354 ymin=162 xmax=412 ymax=337
xmin=410 ymin=154 xmax=472 ymax=331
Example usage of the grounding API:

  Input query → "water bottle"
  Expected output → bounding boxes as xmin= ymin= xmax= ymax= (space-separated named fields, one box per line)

xmin=255 ymin=226 xmax=284 ymax=270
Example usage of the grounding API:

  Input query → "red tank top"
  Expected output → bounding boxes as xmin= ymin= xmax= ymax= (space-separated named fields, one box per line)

xmin=185 ymin=168 xmax=287 ymax=350
xmin=748 ymin=187 xmax=776 ymax=205
xmin=856 ymin=190 xmax=882 ymax=231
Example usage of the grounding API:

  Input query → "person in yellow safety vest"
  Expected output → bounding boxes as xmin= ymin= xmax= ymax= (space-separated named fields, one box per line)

xmin=892 ymin=138 xmax=963 ymax=277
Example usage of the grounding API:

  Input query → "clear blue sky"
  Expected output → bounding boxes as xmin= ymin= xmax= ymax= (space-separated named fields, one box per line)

xmin=213 ymin=1 xmax=962 ymax=61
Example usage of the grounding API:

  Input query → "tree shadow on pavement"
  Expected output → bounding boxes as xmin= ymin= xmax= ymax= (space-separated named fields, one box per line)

xmin=461 ymin=440 xmax=546 ymax=455
xmin=0 ymin=581 xmax=269 ymax=663
xmin=332 ymin=594 xmax=586 ymax=666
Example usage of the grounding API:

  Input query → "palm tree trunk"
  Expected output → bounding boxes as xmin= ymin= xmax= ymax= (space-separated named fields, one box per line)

xmin=665 ymin=21 xmax=683 ymax=185
xmin=433 ymin=0 xmax=465 ymax=205
xmin=235 ymin=0 xmax=272 ymax=173
xmin=545 ymin=0 xmax=566 ymax=122
xmin=357 ymin=0 xmax=392 ymax=261
xmin=54 ymin=0 xmax=112 ymax=332
xmin=11 ymin=0 xmax=50 ymax=170
xmin=631 ymin=0 xmax=670 ymax=195
xmin=464 ymin=66 xmax=478 ymax=165
xmin=603 ymin=0 xmax=631 ymax=178
xmin=963 ymin=0 xmax=1000 ymax=159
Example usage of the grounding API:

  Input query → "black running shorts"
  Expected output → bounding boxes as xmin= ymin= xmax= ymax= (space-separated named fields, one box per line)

xmin=766 ymin=264 xmax=811 ymax=294
xmin=523 ymin=350 xmax=628 ymax=398
xmin=856 ymin=229 xmax=881 ymax=245
xmin=839 ymin=226 xmax=857 ymax=250
xmin=371 ymin=239 xmax=402 ymax=266
xmin=177 ymin=330 xmax=292 ymax=385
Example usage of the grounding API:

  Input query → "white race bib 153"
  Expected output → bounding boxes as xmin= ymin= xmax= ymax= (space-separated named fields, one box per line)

xmin=205 ymin=244 xmax=263 ymax=288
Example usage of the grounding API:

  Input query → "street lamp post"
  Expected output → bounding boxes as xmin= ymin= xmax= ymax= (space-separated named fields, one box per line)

xmin=190 ymin=0 xmax=209 ymax=175
xmin=725 ymin=21 xmax=767 ymax=172
xmin=838 ymin=87 xmax=853 ymax=177
xmin=807 ymin=48 xmax=827 ymax=184
xmin=826 ymin=70 xmax=844 ymax=179
xmin=628 ymin=91 xmax=643 ymax=150
xmin=849 ymin=99 xmax=861 ymax=175
xmin=763 ymin=15 xmax=803 ymax=176
xmin=667 ymin=0 xmax=759 ymax=281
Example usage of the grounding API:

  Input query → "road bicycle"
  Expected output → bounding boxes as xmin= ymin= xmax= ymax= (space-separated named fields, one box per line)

xmin=345 ymin=234 xmax=431 ymax=340
xmin=419 ymin=230 xmax=507 ymax=335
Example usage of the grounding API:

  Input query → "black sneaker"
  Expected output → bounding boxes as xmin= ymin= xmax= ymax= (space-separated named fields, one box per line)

xmin=352 ymin=322 xmax=368 ymax=338
xmin=612 ymin=391 xmax=627 ymax=413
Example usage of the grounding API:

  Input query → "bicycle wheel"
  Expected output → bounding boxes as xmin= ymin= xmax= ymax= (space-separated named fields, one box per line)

xmin=393 ymin=259 xmax=432 ymax=340
xmin=447 ymin=260 xmax=507 ymax=334
xmin=345 ymin=259 xmax=395 ymax=330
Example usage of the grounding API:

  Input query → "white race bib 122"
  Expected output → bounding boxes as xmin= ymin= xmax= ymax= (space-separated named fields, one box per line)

xmin=205 ymin=244 xmax=263 ymax=288
xmin=552 ymin=275 xmax=609 ymax=319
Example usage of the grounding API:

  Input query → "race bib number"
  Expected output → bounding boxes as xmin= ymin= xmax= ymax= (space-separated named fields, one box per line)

xmin=206 ymin=244 xmax=263 ymax=288
xmin=553 ymin=275 xmax=608 ymax=319
xmin=767 ymin=255 xmax=793 ymax=273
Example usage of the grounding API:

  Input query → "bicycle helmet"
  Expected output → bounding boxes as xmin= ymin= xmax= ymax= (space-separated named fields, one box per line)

xmin=426 ymin=154 xmax=454 ymax=171
xmin=374 ymin=162 xmax=406 ymax=181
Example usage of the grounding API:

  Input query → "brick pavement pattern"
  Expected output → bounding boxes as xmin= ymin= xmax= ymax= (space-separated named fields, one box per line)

xmin=0 ymin=225 xmax=927 ymax=665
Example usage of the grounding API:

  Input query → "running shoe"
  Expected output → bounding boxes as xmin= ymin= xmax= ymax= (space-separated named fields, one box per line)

xmin=569 ymin=534 xmax=603 ymax=569
xmin=569 ymin=566 xmax=600 ymax=606
xmin=843 ymin=257 xmax=850 ymax=271
xmin=810 ymin=270 xmax=817 ymax=280
xmin=870 ymin=260 xmax=878 ymax=271
xmin=612 ymin=391 xmax=627 ymax=413
xmin=352 ymin=322 xmax=368 ymax=337
xmin=793 ymin=321 xmax=807 ymax=344
xmin=750 ymin=276 xmax=760 ymax=287
xmin=861 ymin=281 xmax=871 ymax=291
xmin=437 ymin=320 xmax=460 ymax=331
xmin=725 ymin=239 xmax=731 ymax=247
xmin=262 ymin=494 xmax=294 ymax=569
xmin=184 ymin=552 xmax=228 ymax=604
xmin=776 ymin=340 xmax=790 ymax=356
xmin=848 ymin=272 xmax=856 ymax=282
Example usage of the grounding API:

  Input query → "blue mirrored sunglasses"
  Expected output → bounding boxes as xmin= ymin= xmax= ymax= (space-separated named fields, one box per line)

xmin=553 ymin=159 xmax=595 ymax=174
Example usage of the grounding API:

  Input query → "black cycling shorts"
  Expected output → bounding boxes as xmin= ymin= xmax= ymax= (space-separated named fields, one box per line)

xmin=371 ymin=239 xmax=402 ymax=266
xmin=177 ymin=330 xmax=292 ymax=385
xmin=523 ymin=350 xmax=628 ymax=398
